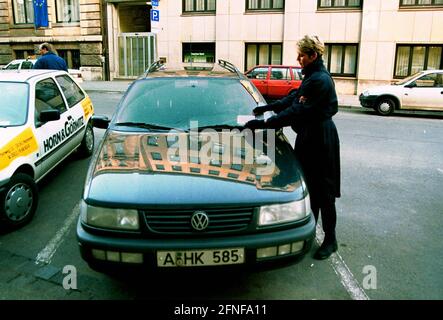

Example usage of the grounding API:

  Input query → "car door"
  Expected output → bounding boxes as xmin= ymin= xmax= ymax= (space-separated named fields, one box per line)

xmin=33 ymin=77 xmax=77 ymax=176
xmin=402 ymin=72 xmax=443 ymax=111
xmin=268 ymin=67 xmax=291 ymax=99
xmin=55 ymin=74 xmax=90 ymax=146
xmin=245 ymin=67 xmax=269 ymax=96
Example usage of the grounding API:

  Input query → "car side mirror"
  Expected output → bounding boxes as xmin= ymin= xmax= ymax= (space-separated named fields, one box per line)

xmin=405 ymin=82 xmax=416 ymax=88
xmin=39 ymin=109 xmax=60 ymax=122
xmin=92 ymin=115 xmax=110 ymax=129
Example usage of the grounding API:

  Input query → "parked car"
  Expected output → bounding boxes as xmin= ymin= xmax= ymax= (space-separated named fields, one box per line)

xmin=360 ymin=69 xmax=443 ymax=116
xmin=2 ymin=59 xmax=83 ymax=83
xmin=245 ymin=65 xmax=303 ymax=100
xmin=77 ymin=60 xmax=315 ymax=273
xmin=0 ymin=69 xmax=95 ymax=229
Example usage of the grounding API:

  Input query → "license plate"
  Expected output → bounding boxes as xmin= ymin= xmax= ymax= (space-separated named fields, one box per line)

xmin=157 ymin=248 xmax=245 ymax=267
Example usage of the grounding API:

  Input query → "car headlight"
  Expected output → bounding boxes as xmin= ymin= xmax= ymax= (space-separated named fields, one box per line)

xmin=258 ymin=195 xmax=311 ymax=226
xmin=80 ymin=201 xmax=139 ymax=230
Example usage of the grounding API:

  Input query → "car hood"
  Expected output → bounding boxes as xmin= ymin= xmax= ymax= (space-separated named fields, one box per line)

xmin=84 ymin=130 xmax=305 ymax=207
xmin=0 ymin=125 xmax=28 ymax=149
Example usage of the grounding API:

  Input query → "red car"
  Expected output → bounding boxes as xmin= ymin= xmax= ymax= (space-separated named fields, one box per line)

xmin=245 ymin=65 xmax=303 ymax=100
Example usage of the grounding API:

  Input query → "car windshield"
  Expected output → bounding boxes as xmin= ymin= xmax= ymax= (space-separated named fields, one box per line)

xmin=114 ymin=78 xmax=261 ymax=130
xmin=394 ymin=72 xmax=425 ymax=85
xmin=0 ymin=83 xmax=29 ymax=127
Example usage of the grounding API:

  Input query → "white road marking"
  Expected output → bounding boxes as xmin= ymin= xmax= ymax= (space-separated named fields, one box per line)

xmin=316 ymin=224 xmax=370 ymax=300
xmin=438 ymin=168 xmax=443 ymax=175
xmin=35 ymin=203 xmax=80 ymax=265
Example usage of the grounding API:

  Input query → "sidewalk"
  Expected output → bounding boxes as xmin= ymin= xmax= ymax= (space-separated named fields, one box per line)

xmin=82 ymin=80 xmax=361 ymax=109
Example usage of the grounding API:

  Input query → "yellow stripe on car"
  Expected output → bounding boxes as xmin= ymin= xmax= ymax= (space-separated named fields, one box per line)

xmin=81 ymin=96 xmax=94 ymax=119
xmin=0 ymin=127 xmax=38 ymax=171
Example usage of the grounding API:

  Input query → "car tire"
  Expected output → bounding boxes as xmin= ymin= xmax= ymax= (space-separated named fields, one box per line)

xmin=375 ymin=97 xmax=395 ymax=116
xmin=77 ymin=123 xmax=94 ymax=157
xmin=0 ymin=173 xmax=38 ymax=229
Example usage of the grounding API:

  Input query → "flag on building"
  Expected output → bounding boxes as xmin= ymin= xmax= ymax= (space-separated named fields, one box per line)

xmin=33 ymin=0 xmax=49 ymax=28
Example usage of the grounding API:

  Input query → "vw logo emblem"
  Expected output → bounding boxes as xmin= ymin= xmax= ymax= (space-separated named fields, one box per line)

xmin=191 ymin=211 xmax=209 ymax=231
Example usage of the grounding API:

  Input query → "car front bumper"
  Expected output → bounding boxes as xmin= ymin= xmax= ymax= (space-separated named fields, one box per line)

xmin=359 ymin=94 xmax=379 ymax=108
xmin=77 ymin=215 xmax=316 ymax=270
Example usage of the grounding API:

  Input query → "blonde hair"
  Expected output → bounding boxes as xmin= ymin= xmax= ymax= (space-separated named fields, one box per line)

xmin=297 ymin=35 xmax=325 ymax=57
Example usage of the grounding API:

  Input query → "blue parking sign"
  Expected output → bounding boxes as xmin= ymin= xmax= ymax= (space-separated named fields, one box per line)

xmin=151 ymin=9 xmax=159 ymax=22
xmin=152 ymin=0 xmax=159 ymax=6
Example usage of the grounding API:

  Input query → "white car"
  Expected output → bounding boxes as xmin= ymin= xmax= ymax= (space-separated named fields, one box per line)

xmin=359 ymin=69 xmax=443 ymax=116
xmin=3 ymin=59 xmax=83 ymax=83
xmin=0 ymin=70 xmax=94 ymax=229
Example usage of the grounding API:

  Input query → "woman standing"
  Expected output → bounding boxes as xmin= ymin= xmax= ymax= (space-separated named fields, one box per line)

xmin=245 ymin=35 xmax=341 ymax=260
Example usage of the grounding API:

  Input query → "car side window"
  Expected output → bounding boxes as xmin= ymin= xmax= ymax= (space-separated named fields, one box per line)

xmin=292 ymin=68 xmax=303 ymax=80
xmin=6 ymin=62 xmax=20 ymax=70
xmin=35 ymin=78 xmax=67 ymax=119
xmin=55 ymin=75 xmax=85 ymax=108
xmin=21 ymin=61 xmax=34 ymax=69
xmin=248 ymin=67 xmax=268 ymax=79
xmin=413 ymin=73 xmax=441 ymax=88
xmin=270 ymin=68 xmax=290 ymax=80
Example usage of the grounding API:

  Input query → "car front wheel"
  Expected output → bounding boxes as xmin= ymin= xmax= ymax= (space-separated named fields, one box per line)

xmin=0 ymin=173 xmax=38 ymax=229
xmin=375 ymin=97 xmax=395 ymax=116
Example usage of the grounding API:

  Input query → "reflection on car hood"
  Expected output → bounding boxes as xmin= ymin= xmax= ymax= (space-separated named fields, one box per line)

xmin=85 ymin=130 xmax=304 ymax=206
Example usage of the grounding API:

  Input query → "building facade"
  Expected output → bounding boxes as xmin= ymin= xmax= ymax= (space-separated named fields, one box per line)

xmin=2 ymin=0 xmax=442 ymax=91
xmin=0 ymin=0 xmax=104 ymax=80
xmin=147 ymin=0 xmax=443 ymax=94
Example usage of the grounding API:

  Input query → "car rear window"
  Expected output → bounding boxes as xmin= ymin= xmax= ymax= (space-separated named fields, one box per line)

xmin=116 ymin=78 xmax=259 ymax=129
xmin=0 ymin=82 xmax=29 ymax=127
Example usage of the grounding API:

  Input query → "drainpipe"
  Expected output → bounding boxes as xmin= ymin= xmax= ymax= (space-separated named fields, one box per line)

xmin=101 ymin=0 xmax=110 ymax=80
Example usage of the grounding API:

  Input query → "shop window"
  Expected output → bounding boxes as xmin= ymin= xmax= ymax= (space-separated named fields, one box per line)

xmin=246 ymin=0 xmax=284 ymax=11
xmin=56 ymin=0 xmax=80 ymax=23
xmin=183 ymin=43 xmax=215 ymax=63
xmin=394 ymin=45 xmax=443 ymax=78
xmin=318 ymin=0 xmax=362 ymax=9
xmin=57 ymin=49 xmax=81 ymax=69
xmin=323 ymin=44 xmax=358 ymax=77
xmin=245 ymin=43 xmax=282 ymax=71
xmin=13 ymin=0 xmax=34 ymax=24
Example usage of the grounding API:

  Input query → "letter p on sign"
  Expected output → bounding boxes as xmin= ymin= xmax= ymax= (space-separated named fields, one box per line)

xmin=151 ymin=9 xmax=159 ymax=22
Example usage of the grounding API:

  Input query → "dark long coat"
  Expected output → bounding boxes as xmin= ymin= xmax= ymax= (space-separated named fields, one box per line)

xmin=265 ymin=58 xmax=341 ymax=206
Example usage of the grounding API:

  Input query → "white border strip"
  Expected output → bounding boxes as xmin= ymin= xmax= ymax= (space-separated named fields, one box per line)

xmin=35 ymin=203 xmax=80 ymax=265
xmin=316 ymin=224 xmax=370 ymax=300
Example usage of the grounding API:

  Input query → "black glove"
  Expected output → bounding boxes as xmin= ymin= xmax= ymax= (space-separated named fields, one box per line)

xmin=244 ymin=119 xmax=266 ymax=130
xmin=252 ymin=105 xmax=272 ymax=115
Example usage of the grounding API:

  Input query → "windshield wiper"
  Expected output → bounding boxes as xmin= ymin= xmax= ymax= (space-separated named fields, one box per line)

xmin=188 ymin=124 xmax=245 ymax=132
xmin=114 ymin=122 xmax=186 ymax=132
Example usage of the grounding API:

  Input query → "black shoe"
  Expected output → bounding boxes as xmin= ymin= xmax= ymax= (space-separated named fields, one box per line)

xmin=313 ymin=239 xmax=338 ymax=260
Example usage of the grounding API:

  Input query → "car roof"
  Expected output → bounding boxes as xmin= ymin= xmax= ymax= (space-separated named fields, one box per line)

xmin=143 ymin=69 xmax=241 ymax=79
xmin=0 ymin=69 xmax=65 ymax=82
xmin=421 ymin=69 xmax=443 ymax=74
xmin=252 ymin=65 xmax=302 ymax=68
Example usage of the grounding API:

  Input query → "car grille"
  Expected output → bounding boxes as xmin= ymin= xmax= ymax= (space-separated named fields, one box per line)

xmin=141 ymin=207 xmax=254 ymax=235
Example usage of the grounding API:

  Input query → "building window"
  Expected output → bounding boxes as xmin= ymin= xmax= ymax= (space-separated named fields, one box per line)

xmin=400 ymin=0 xmax=443 ymax=7
xmin=323 ymin=44 xmax=358 ymax=77
xmin=318 ymin=0 xmax=362 ymax=9
xmin=245 ymin=43 xmax=282 ymax=71
xmin=394 ymin=45 xmax=443 ymax=78
xmin=183 ymin=0 xmax=216 ymax=13
xmin=14 ymin=50 xmax=35 ymax=59
xmin=56 ymin=0 xmax=80 ymax=23
xmin=13 ymin=0 xmax=34 ymax=24
xmin=246 ymin=0 xmax=285 ymax=11
xmin=183 ymin=43 xmax=215 ymax=63
xmin=57 ymin=49 xmax=81 ymax=69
